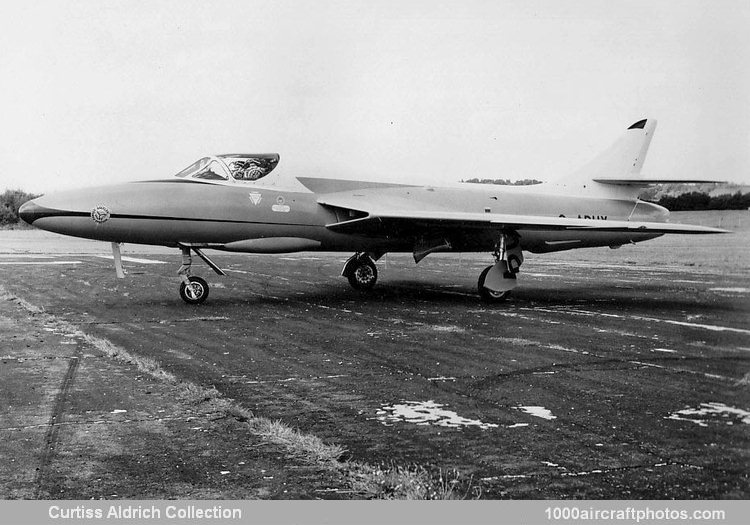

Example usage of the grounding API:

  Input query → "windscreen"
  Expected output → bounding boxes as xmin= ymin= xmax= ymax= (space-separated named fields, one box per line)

xmin=174 ymin=157 xmax=230 ymax=181
xmin=174 ymin=157 xmax=211 ymax=178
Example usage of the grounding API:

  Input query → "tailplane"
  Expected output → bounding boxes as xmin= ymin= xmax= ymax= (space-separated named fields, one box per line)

xmin=556 ymin=119 xmax=718 ymax=196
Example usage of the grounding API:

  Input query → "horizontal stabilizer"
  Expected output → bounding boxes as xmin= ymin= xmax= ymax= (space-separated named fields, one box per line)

xmin=559 ymin=119 xmax=725 ymax=196
xmin=594 ymin=178 xmax=724 ymax=186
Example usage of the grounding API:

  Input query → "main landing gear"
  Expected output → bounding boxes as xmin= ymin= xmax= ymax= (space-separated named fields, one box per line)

xmin=477 ymin=234 xmax=523 ymax=303
xmin=342 ymin=252 xmax=379 ymax=291
xmin=177 ymin=245 xmax=226 ymax=304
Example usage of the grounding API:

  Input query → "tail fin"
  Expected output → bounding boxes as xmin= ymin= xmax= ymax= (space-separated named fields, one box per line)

xmin=557 ymin=119 xmax=719 ymax=196
xmin=560 ymin=119 xmax=656 ymax=191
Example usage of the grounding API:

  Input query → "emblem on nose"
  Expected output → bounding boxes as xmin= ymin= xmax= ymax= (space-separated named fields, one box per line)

xmin=91 ymin=205 xmax=111 ymax=223
xmin=271 ymin=195 xmax=291 ymax=213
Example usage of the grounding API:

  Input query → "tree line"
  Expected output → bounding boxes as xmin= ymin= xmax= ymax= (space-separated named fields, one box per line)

xmin=0 ymin=190 xmax=40 ymax=226
xmin=462 ymin=180 xmax=749 ymax=211
xmin=653 ymin=191 xmax=750 ymax=211
xmin=462 ymin=178 xmax=543 ymax=186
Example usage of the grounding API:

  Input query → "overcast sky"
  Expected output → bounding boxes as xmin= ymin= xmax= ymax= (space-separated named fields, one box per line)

xmin=1 ymin=0 xmax=748 ymax=193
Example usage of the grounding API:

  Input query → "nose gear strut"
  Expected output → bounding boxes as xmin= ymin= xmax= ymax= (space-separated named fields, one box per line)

xmin=176 ymin=245 xmax=226 ymax=304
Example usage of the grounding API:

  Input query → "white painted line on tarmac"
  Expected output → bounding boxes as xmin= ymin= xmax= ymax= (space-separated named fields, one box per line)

xmin=0 ymin=261 xmax=82 ymax=265
xmin=634 ymin=316 xmax=750 ymax=335
xmin=630 ymin=361 xmax=666 ymax=369
xmin=481 ymin=474 xmax=530 ymax=481
xmin=94 ymin=255 xmax=167 ymax=264
xmin=523 ymin=307 xmax=750 ymax=335
xmin=243 ymin=374 xmax=346 ymax=385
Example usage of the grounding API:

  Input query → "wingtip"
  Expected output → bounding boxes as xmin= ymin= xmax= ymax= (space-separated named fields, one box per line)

xmin=628 ymin=119 xmax=648 ymax=130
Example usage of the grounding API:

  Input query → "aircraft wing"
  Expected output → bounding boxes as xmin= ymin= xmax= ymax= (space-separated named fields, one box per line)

xmin=325 ymin=209 xmax=728 ymax=236
xmin=314 ymin=192 xmax=728 ymax=236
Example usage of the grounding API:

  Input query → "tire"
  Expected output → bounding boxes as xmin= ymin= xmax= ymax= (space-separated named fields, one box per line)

xmin=347 ymin=258 xmax=378 ymax=291
xmin=179 ymin=276 xmax=209 ymax=304
xmin=477 ymin=265 xmax=511 ymax=303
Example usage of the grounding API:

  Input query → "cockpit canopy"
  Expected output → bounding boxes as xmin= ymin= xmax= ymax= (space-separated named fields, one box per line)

xmin=175 ymin=154 xmax=279 ymax=182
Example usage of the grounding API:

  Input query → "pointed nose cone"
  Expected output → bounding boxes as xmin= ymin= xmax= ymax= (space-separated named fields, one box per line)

xmin=19 ymin=199 xmax=46 ymax=225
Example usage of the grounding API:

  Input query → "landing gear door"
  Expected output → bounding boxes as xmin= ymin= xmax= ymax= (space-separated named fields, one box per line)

xmin=483 ymin=261 xmax=518 ymax=292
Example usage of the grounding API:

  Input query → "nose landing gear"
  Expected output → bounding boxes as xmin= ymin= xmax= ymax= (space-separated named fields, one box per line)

xmin=176 ymin=245 xmax=225 ymax=304
xmin=180 ymin=276 xmax=209 ymax=304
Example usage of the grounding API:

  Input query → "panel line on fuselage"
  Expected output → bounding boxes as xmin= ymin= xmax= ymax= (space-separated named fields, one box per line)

xmin=31 ymin=210 xmax=318 ymax=228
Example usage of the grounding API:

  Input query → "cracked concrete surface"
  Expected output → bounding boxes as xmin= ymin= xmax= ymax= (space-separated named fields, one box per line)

xmin=0 ymin=290 xmax=346 ymax=499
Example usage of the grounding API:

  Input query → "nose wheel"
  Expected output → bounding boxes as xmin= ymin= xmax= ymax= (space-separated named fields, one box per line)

xmin=176 ymin=245 xmax=225 ymax=304
xmin=180 ymin=276 xmax=209 ymax=304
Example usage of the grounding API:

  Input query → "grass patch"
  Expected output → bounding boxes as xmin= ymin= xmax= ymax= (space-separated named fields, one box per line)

xmin=178 ymin=383 xmax=222 ymax=405
xmin=4 ymin=292 xmax=44 ymax=314
xmin=248 ymin=418 xmax=347 ymax=465
xmin=82 ymin=333 xmax=178 ymax=384
xmin=346 ymin=463 xmax=479 ymax=500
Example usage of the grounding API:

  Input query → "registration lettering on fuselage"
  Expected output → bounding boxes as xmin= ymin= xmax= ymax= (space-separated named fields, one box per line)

xmin=558 ymin=214 xmax=609 ymax=220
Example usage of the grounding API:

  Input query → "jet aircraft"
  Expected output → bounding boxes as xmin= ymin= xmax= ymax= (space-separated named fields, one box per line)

xmin=20 ymin=119 xmax=727 ymax=304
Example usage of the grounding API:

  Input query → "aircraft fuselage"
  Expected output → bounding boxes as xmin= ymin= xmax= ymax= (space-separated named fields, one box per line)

xmin=20 ymin=178 xmax=667 ymax=254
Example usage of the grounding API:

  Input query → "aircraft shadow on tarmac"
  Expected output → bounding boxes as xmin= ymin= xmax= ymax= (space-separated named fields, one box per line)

xmin=187 ymin=278 xmax=727 ymax=315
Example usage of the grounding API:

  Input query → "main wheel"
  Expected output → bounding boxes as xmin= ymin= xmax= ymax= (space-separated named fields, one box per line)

xmin=477 ymin=265 xmax=512 ymax=303
xmin=180 ymin=276 xmax=209 ymax=304
xmin=347 ymin=258 xmax=378 ymax=291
